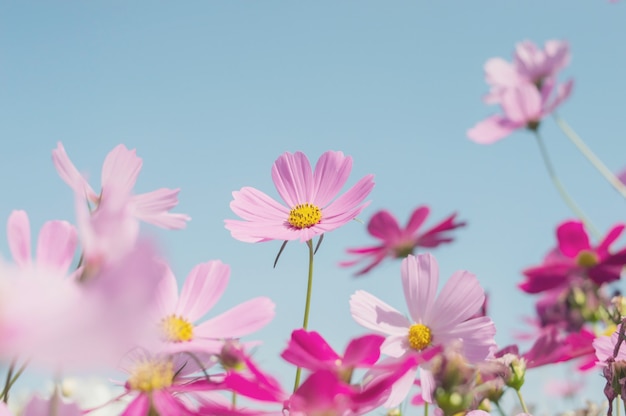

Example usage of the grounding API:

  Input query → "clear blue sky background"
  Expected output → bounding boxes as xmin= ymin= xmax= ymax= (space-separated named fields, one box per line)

xmin=1 ymin=1 xmax=625 ymax=414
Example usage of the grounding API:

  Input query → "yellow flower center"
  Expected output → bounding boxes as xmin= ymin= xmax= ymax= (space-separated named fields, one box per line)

xmin=161 ymin=315 xmax=194 ymax=342
xmin=408 ymin=323 xmax=432 ymax=350
xmin=576 ymin=250 xmax=599 ymax=268
xmin=128 ymin=360 xmax=174 ymax=392
xmin=288 ymin=203 xmax=322 ymax=229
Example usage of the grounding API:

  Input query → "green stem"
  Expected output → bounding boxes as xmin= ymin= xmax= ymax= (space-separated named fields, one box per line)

xmin=424 ymin=402 xmax=429 ymax=416
xmin=293 ymin=239 xmax=316 ymax=392
xmin=554 ymin=115 xmax=626 ymax=201
xmin=1 ymin=360 xmax=28 ymax=404
xmin=1 ymin=359 xmax=16 ymax=403
xmin=618 ymin=395 xmax=621 ymax=416
xmin=494 ymin=401 xmax=507 ymax=416
xmin=533 ymin=131 xmax=600 ymax=238
xmin=515 ymin=389 xmax=529 ymax=414
xmin=231 ymin=392 xmax=237 ymax=408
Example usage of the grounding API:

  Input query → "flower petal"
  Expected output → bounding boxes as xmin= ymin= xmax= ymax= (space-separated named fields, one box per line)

xmin=467 ymin=115 xmax=518 ymax=144
xmin=350 ymin=290 xmax=410 ymax=336
xmin=430 ymin=270 xmax=485 ymax=331
xmin=132 ymin=188 xmax=190 ymax=229
xmin=101 ymin=144 xmax=142 ymax=198
xmin=402 ymin=254 xmax=439 ymax=324
xmin=271 ymin=151 xmax=313 ymax=207
xmin=36 ymin=220 xmax=78 ymax=274
xmin=176 ymin=261 xmax=230 ymax=322
xmin=557 ymin=220 xmax=591 ymax=257
xmin=51 ymin=142 xmax=98 ymax=202
xmin=367 ymin=210 xmax=402 ymax=241
xmin=195 ymin=297 xmax=275 ymax=339
xmin=7 ymin=210 xmax=31 ymax=267
xmin=311 ymin=151 xmax=352 ymax=207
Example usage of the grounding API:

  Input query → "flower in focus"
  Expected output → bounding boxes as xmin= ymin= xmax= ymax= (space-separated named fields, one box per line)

xmin=350 ymin=253 xmax=496 ymax=405
xmin=467 ymin=78 xmax=573 ymax=144
xmin=519 ymin=220 xmax=626 ymax=294
xmin=339 ymin=206 xmax=466 ymax=276
xmin=224 ymin=150 xmax=374 ymax=243
xmin=154 ymin=260 xmax=275 ymax=354
xmin=52 ymin=142 xmax=190 ymax=230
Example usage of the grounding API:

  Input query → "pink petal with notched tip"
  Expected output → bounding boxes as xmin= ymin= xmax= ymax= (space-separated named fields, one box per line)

xmin=36 ymin=220 xmax=77 ymax=273
xmin=342 ymin=334 xmax=385 ymax=367
xmin=7 ymin=210 xmax=31 ymax=267
xmin=402 ymin=254 xmax=439 ymax=325
xmin=367 ymin=210 xmax=402 ymax=241
xmin=51 ymin=142 xmax=98 ymax=202
xmin=176 ymin=261 xmax=230 ymax=322
xmin=281 ymin=330 xmax=339 ymax=370
xmin=349 ymin=290 xmax=410 ymax=336
xmin=132 ymin=188 xmax=190 ymax=230
xmin=271 ymin=151 xmax=314 ymax=207
xmin=312 ymin=151 xmax=353 ymax=207
xmin=405 ymin=206 xmax=430 ymax=236
xmin=557 ymin=220 xmax=591 ymax=257
xmin=467 ymin=115 xmax=519 ymax=144
xmin=100 ymin=144 xmax=142 ymax=198
xmin=195 ymin=297 xmax=275 ymax=340
xmin=429 ymin=269 xmax=485 ymax=331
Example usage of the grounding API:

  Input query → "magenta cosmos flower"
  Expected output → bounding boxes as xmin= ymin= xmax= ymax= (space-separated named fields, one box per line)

xmin=519 ymin=220 xmax=626 ymax=294
xmin=225 ymin=151 xmax=375 ymax=243
xmin=281 ymin=329 xmax=385 ymax=382
xmin=154 ymin=260 xmax=275 ymax=354
xmin=52 ymin=142 xmax=190 ymax=230
xmin=340 ymin=206 xmax=466 ymax=276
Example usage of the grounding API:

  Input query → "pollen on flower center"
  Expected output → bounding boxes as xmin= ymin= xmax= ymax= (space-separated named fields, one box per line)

xmin=576 ymin=250 xmax=599 ymax=268
xmin=288 ymin=203 xmax=322 ymax=229
xmin=128 ymin=360 xmax=174 ymax=392
xmin=408 ymin=323 xmax=432 ymax=351
xmin=161 ymin=314 xmax=194 ymax=342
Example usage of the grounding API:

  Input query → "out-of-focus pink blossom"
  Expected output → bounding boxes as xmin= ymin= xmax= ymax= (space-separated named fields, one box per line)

xmin=52 ymin=142 xmax=190 ymax=230
xmin=340 ymin=206 xmax=465 ymax=276
xmin=519 ymin=220 xmax=626 ymax=294
xmin=154 ymin=260 xmax=275 ymax=355
xmin=468 ymin=78 xmax=573 ymax=144
xmin=483 ymin=39 xmax=570 ymax=104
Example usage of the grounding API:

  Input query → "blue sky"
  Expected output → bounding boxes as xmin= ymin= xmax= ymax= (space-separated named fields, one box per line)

xmin=1 ymin=1 xmax=625 ymax=413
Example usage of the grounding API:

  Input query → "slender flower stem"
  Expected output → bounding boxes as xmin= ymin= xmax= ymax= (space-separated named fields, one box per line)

xmin=1 ymin=359 xmax=16 ymax=403
xmin=231 ymin=392 xmax=237 ymax=408
xmin=293 ymin=239 xmax=316 ymax=392
xmin=1 ymin=360 xmax=28 ymax=403
xmin=424 ymin=402 xmax=429 ymax=416
xmin=533 ymin=131 xmax=600 ymax=238
xmin=515 ymin=389 xmax=529 ymax=414
xmin=495 ymin=401 xmax=507 ymax=416
xmin=554 ymin=115 xmax=626 ymax=200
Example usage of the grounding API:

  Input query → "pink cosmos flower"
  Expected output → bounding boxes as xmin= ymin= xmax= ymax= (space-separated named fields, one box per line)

xmin=483 ymin=39 xmax=570 ymax=104
xmin=522 ymin=325 xmax=596 ymax=369
xmin=467 ymin=78 xmax=573 ymax=144
xmin=519 ymin=220 xmax=626 ymax=294
xmin=281 ymin=329 xmax=385 ymax=382
xmin=6 ymin=210 xmax=77 ymax=276
xmin=0 ymin=237 xmax=164 ymax=370
xmin=118 ymin=351 xmax=223 ymax=416
xmin=339 ymin=206 xmax=465 ymax=276
xmin=154 ymin=260 xmax=275 ymax=354
xmin=350 ymin=253 xmax=496 ymax=405
xmin=52 ymin=142 xmax=190 ymax=230
xmin=225 ymin=151 xmax=375 ymax=243
xmin=594 ymin=324 xmax=626 ymax=364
